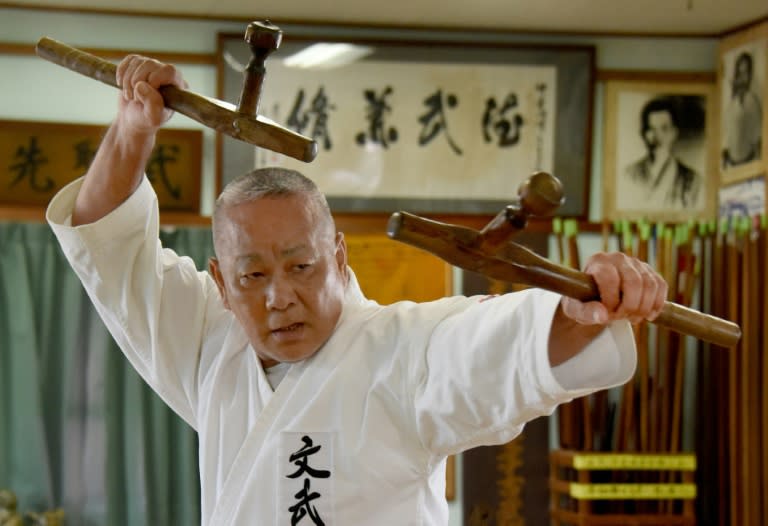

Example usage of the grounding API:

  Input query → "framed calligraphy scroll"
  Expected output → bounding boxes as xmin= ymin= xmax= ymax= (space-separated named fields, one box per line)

xmin=217 ymin=29 xmax=594 ymax=217
xmin=0 ymin=119 xmax=202 ymax=213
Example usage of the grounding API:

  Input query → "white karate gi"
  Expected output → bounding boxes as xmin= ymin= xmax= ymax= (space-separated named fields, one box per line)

xmin=47 ymin=177 xmax=636 ymax=526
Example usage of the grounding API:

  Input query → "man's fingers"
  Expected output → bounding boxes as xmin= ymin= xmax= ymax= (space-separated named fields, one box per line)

xmin=587 ymin=255 xmax=621 ymax=312
xmin=634 ymin=264 xmax=660 ymax=318
xmin=573 ymin=252 xmax=669 ymax=326
xmin=117 ymin=55 xmax=143 ymax=100
xmin=117 ymin=55 xmax=182 ymax=99
xmin=146 ymin=62 xmax=185 ymax=90
xmin=561 ymin=297 xmax=609 ymax=325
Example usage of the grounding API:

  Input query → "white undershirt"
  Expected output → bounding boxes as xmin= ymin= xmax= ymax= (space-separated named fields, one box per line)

xmin=265 ymin=362 xmax=292 ymax=390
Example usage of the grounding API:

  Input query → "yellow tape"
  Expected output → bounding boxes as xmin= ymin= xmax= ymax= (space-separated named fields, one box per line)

xmin=569 ymin=483 xmax=697 ymax=500
xmin=571 ymin=454 xmax=696 ymax=471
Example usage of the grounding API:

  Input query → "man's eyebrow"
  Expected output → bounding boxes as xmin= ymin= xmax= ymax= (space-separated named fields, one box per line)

xmin=282 ymin=244 xmax=309 ymax=258
xmin=235 ymin=254 xmax=263 ymax=267
xmin=235 ymin=245 xmax=309 ymax=265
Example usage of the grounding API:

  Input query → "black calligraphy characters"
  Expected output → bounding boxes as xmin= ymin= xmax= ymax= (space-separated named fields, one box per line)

xmin=286 ymin=435 xmax=330 ymax=526
xmin=355 ymin=86 xmax=398 ymax=149
xmin=287 ymin=87 xmax=336 ymax=152
xmin=418 ymin=89 xmax=463 ymax=155
xmin=8 ymin=136 xmax=54 ymax=193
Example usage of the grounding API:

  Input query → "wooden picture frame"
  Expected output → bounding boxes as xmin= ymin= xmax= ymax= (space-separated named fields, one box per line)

xmin=0 ymin=119 xmax=203 ymax=214
xmin=217 ymin=27 xmax=595 ymax=218
xmin=717 ymin=21 xmax=768 ymax=185
xmin=602 ymin=74 xmax=717 ymax=223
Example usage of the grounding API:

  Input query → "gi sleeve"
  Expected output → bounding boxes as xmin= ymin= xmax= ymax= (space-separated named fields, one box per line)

xmin=47 ymin=176 xmax=221 ymax=431
xmin=411 ymin=289 xmax=636 ymax=456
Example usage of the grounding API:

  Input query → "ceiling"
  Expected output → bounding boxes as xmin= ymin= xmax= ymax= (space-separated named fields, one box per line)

xmin=3 ymin=0 xmax=767 ymax=36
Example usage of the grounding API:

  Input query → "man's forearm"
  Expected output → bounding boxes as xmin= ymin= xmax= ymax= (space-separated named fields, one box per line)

xmin=71 ymin=120 xmax=156 ymax=226
xmin=548 ymin=302 xmax=607 ymax=367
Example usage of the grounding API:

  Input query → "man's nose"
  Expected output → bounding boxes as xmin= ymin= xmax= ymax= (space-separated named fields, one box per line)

xmin=265 ymin=276 xmax=297 ymax=310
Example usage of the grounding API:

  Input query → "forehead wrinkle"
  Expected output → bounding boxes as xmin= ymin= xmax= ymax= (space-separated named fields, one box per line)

xmin=234 ymin=244 xmax=311 ymax=266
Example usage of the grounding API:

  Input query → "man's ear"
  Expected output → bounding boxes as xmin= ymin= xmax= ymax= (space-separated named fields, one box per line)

xmin=208 ymin=257 xmax=231 ymax=310
xmin=334 ymin=232 xmax=348 ymax=282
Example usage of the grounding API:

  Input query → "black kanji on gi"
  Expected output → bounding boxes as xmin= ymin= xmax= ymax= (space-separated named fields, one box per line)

xmin=286 ymin=435 xmax=331 ymax=525
xmin=288 ymin=478 xmax=325 ymax=526
xmin=287 ymin=435 xmax=331 ymax=479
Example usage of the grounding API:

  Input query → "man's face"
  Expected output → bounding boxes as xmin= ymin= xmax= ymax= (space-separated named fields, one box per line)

xmin=733 ymin=58 xmax=752 ymax=97
xmin=209 ymin=194 xmax=348 ymax=368
xmin=643 ymin=110 xmax=678 ymax=155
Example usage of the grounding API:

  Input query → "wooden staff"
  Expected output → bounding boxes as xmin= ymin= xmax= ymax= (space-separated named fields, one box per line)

xmin=742 ymin=216 xmax=761 ymax=526
xmin=636 ymin=221 xmax=651 ymax=453
xmin=388 ymin=210 xmax=741 ymax=347
xmin=650 ymin=224 xmax=669 ymax=453
xmin=760 ymin=214 xmax=768 ymax=526
xmin=727 ymin=218 xmax=742 ymax=526
xmin=566 ymin=218 xmax=591 ymax=451
xmin=35 ymin=24 xmax=318 ymax=162
xmin=669 ymin=224 xmax=694 ymax=455
xmin=711 ymin=220 xmax=729 ymax=526
xmin=592 ymin=220 xmax=614 ymax=453
xmin=694 ymin=220 xmax=721 ymax=523
xmin=552 ymin=217 xmax=572 ymax=450
xmin=616 ymin=221 xmax=636 ymax=452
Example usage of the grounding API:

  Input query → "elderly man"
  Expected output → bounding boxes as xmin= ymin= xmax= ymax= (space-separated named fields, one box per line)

xmin=47 ymin=55 xmax=666 ymax=525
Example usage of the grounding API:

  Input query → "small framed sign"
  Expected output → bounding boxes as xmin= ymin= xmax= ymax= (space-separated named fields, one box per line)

xmin=0 ymin=119 xmax=202 ymax=213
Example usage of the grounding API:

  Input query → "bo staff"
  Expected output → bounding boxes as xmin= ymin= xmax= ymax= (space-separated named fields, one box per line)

xmin=565 ymin=219 xmax=592 ymax=451
xmin=387 ymin=172 xmax=742 ymax=348
xmin=35 ymin=21 xmax=317 ymax=163
xmin=726 ymin=220 xmax=742 ymax=526
xmin=636 ymin=221 xmax=650 ymax=453
xmin=761 ymin=215 xmax=768 ymax=525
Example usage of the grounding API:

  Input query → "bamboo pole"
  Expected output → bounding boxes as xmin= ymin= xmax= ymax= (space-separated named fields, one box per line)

xmin=552 ymin=217 xmax=572 ymax=450
xmin=760 ymin=214 xmax=768 ymax=526
xmin=650 ymin=223 xmax=665 ymax=453
xmin=669 ymin=225 xmax=693 ymax=455
xmin=743 ymin=216 xmax=760 ymax=526
xmin=565 ymin=219 xmax=591 ymax=452
xmin=727 ymin=218 xmax=742 ymax=526
xmin=711 ymin=220 xmax=729 ymax=526
xmin=636 ymin=221 xmax=651 ymax=454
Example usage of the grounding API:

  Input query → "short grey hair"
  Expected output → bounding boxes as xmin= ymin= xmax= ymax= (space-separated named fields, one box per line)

xmin=212 ymin=167 xmax=335 ymax=257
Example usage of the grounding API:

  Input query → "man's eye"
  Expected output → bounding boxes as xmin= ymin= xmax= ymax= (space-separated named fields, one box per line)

xmin=295 ymin=263 xmax=312 ymax=271
xmin=244 ymin=272 xmax=264 ymax=279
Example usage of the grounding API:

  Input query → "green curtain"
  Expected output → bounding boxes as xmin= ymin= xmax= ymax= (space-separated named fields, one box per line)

xmin=0 ymin=222 xmax=214 ymax=525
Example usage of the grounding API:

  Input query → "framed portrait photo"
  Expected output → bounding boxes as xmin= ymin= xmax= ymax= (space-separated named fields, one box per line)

xmin=718 ymin=21 xmax=768 ymax=184
xmin=602 ymin=75 xmax=717 ymax=223
xmin=217 ymin=25 xmax=595 ymax=217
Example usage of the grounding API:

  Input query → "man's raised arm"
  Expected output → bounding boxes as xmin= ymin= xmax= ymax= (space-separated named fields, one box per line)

xmin=72 ymin=55 xmax=186 ymax=226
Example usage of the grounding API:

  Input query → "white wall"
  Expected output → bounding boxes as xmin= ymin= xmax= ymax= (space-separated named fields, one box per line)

xmin=0 ymin=7 xmax=719 ymax=524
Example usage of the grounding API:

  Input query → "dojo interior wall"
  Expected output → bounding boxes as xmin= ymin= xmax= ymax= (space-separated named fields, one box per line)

xmin=0 ymin=5 xmax=727 ymax=525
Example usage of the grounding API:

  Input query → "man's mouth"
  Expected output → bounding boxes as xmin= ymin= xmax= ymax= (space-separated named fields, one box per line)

xmin=272 ymin=322 xmax=303 ymax=333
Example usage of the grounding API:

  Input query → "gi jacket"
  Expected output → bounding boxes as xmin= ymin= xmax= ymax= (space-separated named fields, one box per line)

xmin=48 ymin=177 xmax=636 ymax=525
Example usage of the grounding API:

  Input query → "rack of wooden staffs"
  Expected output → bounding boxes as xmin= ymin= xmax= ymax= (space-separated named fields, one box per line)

xmin=551 ymin=216 xmax=766 ymax=526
